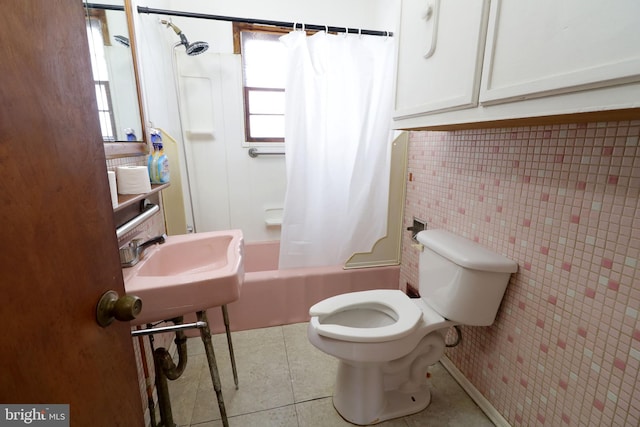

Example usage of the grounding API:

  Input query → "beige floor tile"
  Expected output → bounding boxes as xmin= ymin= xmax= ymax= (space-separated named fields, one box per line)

xmin=162 ymin=323 xmax=496 ymax=427
xmin=295 ymin=397 xmax=409 ymax=427
xmin=189 ymin=326 xmax=295 ymax=424
xmin=189 ymin=420 xmax=223 ymax=427
xmin=235 ymin=405 xmax=299 ymax=427
xmin=403 ymin=363 xmax=494 ymax=427
xmin=282 ymin=322 xmax=338 ymax=403
xmin=163 ymin=352 xmax=207 ymax=426
xmin=190 ymin=405 xmax=298 ymax=427
xmin=186 ymin=335 xmax=206 ymax=356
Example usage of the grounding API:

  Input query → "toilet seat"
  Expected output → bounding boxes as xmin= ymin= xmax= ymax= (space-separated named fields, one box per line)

xmin=309 ymin=289 xmax=422 ymax=343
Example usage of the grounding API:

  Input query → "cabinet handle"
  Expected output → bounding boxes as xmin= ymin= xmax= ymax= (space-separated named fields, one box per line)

xmin=423 ymin=0 xmax=440 ymax=59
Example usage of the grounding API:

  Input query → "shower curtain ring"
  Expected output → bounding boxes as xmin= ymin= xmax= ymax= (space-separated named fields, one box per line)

xmin=302 ymin=23 xmax=305 ymax=32
xmin=325 ymin=25 xmax=329 ymax=34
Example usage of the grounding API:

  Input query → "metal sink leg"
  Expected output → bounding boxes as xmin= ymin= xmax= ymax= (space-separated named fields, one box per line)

xmin=221 ymin=305 xmax=238 ymax=389
xmin=197 ymin=310 xmax=229 ymax=427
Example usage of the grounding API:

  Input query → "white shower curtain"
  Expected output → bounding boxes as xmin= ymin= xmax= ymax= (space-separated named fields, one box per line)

xmin=278 ymin=30 xmax=395 ymax=269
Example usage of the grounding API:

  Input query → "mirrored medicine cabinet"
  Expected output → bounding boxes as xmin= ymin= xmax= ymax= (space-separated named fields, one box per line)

xmin=84 ymin=0 xmax=147 ymax=156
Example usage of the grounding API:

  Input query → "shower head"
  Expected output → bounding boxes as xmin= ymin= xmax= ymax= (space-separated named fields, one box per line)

xmin=160 ymin=19 xmax=210 ymax=56
xmin=114 ymin=35 xmax=130 ymax=47
xmin=185 ymin=40 xmax=209 ymax=56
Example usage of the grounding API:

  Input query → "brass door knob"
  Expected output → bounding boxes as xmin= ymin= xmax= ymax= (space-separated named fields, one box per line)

xmin=96 ymin=290 xmax=142 ymax=327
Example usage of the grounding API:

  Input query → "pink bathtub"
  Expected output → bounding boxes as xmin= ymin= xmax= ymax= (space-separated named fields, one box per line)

xmin=205 ymin=241 xmax=400 ymax=333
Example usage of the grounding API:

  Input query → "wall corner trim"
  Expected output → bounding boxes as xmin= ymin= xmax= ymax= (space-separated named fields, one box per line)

xmin=440 ymin=356 xmax=512 ymax=427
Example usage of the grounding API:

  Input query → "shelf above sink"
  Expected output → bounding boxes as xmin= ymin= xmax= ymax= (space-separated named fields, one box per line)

xmin=114 ymin=183 xmax=169 ymax=213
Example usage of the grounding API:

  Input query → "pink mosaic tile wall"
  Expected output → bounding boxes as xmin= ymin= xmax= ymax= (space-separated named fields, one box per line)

xmin=401 ymin=121 xmax=640 ymax=426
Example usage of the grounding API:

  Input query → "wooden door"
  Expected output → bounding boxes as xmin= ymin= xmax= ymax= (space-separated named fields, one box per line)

xmin=0 ymin=1 xmax=145 ymax=425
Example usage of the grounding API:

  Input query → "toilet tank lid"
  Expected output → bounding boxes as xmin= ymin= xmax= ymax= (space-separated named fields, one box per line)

xmin=417 ymin=229 xmax=518 ymax=273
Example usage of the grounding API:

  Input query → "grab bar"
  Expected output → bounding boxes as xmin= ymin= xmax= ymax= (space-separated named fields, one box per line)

xmin=116 ymin=203 xmax=160 ymax=239
xmin=248 ymin=147 xmax=285 ymax=158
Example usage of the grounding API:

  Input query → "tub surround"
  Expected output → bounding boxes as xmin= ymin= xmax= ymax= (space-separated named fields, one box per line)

xmin=402 ymin=121 xmax=640 ymax=426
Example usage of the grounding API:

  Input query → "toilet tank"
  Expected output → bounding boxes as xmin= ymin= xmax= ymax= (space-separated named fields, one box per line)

xmin=416 ymin=230 xmax=518 ymax=326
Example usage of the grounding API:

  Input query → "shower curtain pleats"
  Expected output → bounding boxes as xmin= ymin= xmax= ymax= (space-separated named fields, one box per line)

xmin=278 ymin=30 xmax=395 ymax=269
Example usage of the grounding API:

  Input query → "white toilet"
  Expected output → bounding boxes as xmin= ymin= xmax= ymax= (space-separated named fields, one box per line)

xmin=308 ymin=229 xmax=518 ymax=425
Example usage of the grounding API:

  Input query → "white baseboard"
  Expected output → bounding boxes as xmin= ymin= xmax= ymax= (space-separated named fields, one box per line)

xmin=440 ymin=356 xmax=511 ymax=427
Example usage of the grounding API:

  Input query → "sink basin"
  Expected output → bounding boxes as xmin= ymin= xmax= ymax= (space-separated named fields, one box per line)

xmin=123 ymin=230 xmax=244 ymax=326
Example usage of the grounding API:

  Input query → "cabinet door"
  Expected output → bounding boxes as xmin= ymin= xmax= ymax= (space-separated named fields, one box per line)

xmin=394 ymin=0 xmax=490 ymax=120
xmin=480 ymin=0 xmax=640 ymax=105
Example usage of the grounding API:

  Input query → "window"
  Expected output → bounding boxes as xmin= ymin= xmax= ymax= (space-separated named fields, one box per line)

xmin=234 ymin=24 xmax=289 ymax=143
xmin=94 ymin=81 xmax=116 ymax=141
xmin=86 ymin=12 xmax=117 ymax=141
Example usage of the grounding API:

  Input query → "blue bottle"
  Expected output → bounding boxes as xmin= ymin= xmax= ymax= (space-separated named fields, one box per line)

xmin=148 ymin=129 xmax=160 ymax=183
xmin=155 ymin=141 xmax=170 ymax=184
xmin=125 ymin=128 xmax=137 ymax=141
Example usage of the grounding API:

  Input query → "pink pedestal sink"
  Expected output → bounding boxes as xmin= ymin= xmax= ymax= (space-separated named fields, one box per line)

xmin=123 ymin=230 xmax=244 ymax=326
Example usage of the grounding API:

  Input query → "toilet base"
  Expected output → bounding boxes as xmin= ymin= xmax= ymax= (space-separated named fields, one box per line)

xmin=333 ymin=387 xmax=431 ymax=425
xmin=332 ymin=361 xmax=432 ymax=425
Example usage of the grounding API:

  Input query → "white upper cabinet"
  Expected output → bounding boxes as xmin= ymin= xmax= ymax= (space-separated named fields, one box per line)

xmin=393 ymin=0 xmax=490 ymax=120
xmin=480 ymin=0 xmax=640 ymax=105
xmin=393 ymin=0 xmax=640 ymax=129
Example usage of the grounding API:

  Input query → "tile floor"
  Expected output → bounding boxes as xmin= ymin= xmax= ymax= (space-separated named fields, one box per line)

xmin=164 ymin=323 xmax=494 ymax=427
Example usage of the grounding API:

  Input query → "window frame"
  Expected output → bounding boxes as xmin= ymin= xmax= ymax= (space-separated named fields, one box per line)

xmin=242 ymin=86 xmax=285 ymax=143
xmin=86 ymin=14 xmax=117 ymax=142
xmin=94 ymin=80 xmax=117 ymax=142
xmin=234 ymin=23 xmax=291 ymax=144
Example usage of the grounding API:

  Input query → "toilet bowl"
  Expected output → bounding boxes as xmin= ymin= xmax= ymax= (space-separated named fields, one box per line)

xmin=308 ymin=290 xmax=453 ymax=425
xmin=310 ymin=289 xmax=422 ymax=341
xmin=308 ymin=229 xmax=518 ymax=425
xmin=308 ymin=289 xmax=450 ymax=363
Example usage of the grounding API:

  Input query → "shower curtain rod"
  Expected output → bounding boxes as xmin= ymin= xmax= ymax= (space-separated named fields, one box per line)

xmin=85 ymin=3 xmax=124 ymax=11
xmin=137 ymin=6 xmax=394 ymax=37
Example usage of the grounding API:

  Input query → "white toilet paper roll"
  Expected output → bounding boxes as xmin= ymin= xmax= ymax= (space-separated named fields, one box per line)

xmin=107 ymin=171 xmax=118 ymax=208
xmin=116 ymin=166 xmax=152 ymax=195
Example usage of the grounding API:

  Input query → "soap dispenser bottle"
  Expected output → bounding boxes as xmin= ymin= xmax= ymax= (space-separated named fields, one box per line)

xmin=155 ymin=138 xmax=170 ymax=184
xmin=148 ymin=129 xmax=160 ymax=183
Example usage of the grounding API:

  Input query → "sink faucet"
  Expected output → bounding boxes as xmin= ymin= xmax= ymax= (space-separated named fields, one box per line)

xmin=120 ymin=234 xmax=166 ymax=268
